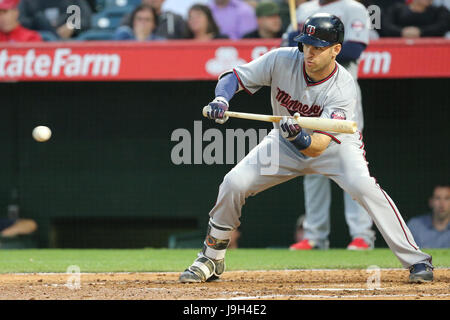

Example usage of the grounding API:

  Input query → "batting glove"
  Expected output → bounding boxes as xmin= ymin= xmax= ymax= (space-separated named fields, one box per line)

xmin=206 ymin=97 xmax=229 ymax=124
xmin=280 ymin=113 xmax=302 ymax=140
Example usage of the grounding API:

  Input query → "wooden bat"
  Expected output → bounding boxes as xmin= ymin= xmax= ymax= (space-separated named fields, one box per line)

xmin=202 ymin=106 xmax=357 ymax=134
xmin=288 ymin=0 xmax=298 ymax=31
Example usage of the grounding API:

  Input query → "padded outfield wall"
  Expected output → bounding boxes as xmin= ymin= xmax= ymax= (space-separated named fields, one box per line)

xmin=0 ymin=78 xmax=448 ymax=248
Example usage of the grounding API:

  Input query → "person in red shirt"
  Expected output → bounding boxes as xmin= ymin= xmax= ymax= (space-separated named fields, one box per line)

xmin=0 ymin=0 xmax=42 ymax=42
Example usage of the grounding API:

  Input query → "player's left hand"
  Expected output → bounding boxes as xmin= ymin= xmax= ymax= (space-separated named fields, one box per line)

xmin=280 ymin=114 xmax=302 ymax=140
xmin=206 ymin=97 xmax=229 ymax=124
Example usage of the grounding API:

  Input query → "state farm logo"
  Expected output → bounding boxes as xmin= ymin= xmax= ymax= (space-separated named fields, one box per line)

xmin=359 ymin=51 xmax=391 ymax=74
xmin=0 ymin=48 xmax=121 ymax=78
xmin=205 ymin=47 xmax=247 ymax=76
xmin=205 ymin=46 xmax=277 ymax=76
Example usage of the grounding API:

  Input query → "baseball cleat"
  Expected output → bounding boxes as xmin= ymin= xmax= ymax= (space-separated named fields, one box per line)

xmin=409 ymin=263 xmax=434 ymax=283
xmin=179 ymin=271 xmax=221 ymax=283
xmin=347 ymin=238 xmax=373 ymax=250
xmin=289 ymin=239 xmax=317 ymax=250
xmin=179 ymin=255 xmax=225 ymax=283
xmin=206 ymin=275 xmax=221 ymax=282
xmin=179 ymin=268 xmax=205 ymax=283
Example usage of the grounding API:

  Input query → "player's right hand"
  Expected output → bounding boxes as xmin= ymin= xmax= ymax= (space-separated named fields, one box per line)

xmin=206 ymin=97 xmax=229 ymax=124
xmin=280 ymin=114 xmax=302 ymax=141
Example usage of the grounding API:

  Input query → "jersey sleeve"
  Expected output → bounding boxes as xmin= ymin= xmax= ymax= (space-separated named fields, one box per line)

xmin=233 ymin=49 xmax=278 ymax=95
xmin=321 ymin=96 xmax=356 ymax=124
xmin=343 ymin=4 xmax=370 ymax=45
xmin=318 ymin=76 xmax=357 ymax=135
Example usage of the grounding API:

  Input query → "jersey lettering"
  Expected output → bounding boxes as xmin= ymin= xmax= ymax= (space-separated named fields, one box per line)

xmin=276 ymin=87 xmax=323 ymax=117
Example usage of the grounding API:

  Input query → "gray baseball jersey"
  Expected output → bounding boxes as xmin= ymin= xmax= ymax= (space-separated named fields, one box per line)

xmin=234 ymin=47 xmax=356 ymax=142
xmin=206 ymin=47 xmax=431 ymax=268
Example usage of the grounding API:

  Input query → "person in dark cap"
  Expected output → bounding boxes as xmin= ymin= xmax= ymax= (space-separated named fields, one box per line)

xmin=0 ymin=0 xmax=42 ymax=41
xmin=242 ymin=1 xmax=283 ymax=39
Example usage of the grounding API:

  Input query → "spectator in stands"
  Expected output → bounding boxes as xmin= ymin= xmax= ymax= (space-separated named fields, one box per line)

xmin=186 ymin=4 xmax=228 ymax=40
xmin=380 ymin=0 xmax=449 ymax=38
xmin=146 ymin=0 xmax=188 ymax=38
xmin=243 ymin=1 xmax=283 ymax=38
xmin=209 ymin=0 xmax=258 ymax=39
xmin=0 ymin=217 xmax=37 ymax=238
xmin=0 ymin=0 xmax=42 ymax=41
xmin=243 ymin=0 xmax=258 ymax=9
xmin=407 ymin=184 xmax=450 ymax=248
xmin=433 ymin=0 xmax=450 ymax=10
xmin=123 ymin=0 xmax=187 ymax=39
xmin=114 ymin=4 xmax=165 ymax=40
xmin=160 ymin=0 xmax=208 ymax=19
xmin=18 ymin=0 xmax=92 ymax=39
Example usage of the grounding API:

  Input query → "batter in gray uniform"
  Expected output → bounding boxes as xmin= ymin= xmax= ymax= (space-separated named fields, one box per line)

xmin=179 ymin=13 xmax=434 ymax=284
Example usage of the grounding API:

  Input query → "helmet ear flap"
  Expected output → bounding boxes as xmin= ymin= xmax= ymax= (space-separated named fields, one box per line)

xmin=298 ymin=43 xmax=303 ymax=52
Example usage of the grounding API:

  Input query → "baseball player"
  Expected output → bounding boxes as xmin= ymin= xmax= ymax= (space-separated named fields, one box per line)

xmin=284 ymin=0 xmax=375 ymax=251
xmin=179 ymin=13 xmax=434 ymax=284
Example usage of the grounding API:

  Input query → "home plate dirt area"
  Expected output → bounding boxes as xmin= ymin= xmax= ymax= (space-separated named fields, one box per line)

xmin=0 ymin=269 xmax=449 ymax=300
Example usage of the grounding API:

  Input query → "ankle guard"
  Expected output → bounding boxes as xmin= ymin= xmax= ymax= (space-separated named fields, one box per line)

xmin=202 ymin=219 xmax=234 ymax=261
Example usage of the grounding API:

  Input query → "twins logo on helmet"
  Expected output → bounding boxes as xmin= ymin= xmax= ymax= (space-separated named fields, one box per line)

xmin=306 ymin=25 xmax=316 ymax=35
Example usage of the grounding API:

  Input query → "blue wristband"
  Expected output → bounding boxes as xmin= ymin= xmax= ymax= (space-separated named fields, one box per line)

xmin=215 ymin=73 xmax=239 ymax=102
xmin=290 ymin=130 xmax=312 ymax=150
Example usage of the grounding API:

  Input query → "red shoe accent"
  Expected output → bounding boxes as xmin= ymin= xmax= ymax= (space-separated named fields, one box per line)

xmin=347 ymin=238 xmax=371 ymax=250
xmin=289 ymin=239 xmax=315 ymax=250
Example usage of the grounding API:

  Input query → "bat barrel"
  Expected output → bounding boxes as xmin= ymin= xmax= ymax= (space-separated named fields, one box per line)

xmin=294 ymin=116 xmax=357 ymax=134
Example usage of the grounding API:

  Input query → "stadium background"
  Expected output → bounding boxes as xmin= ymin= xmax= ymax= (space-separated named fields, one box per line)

xmin=0 ymin=75 xmax=448 ymax=249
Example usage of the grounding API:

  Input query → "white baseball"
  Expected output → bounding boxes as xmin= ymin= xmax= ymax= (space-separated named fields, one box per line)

xmin=32 ymin=126 xmax=52 ymax=142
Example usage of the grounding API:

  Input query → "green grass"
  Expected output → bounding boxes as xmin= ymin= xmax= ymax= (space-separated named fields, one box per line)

xmin=0 ymin=249 xmax=448 ymax=273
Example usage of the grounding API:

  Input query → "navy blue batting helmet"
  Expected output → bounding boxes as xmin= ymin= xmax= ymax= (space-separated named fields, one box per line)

xmin=294 ymin=13 xmax=345 ymax=52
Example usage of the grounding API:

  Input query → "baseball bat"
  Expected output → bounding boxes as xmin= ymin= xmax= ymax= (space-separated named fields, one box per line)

xmin=202 ymin=106 xmax=357 ymax=134
xmin=288 ymin=0 xmax=298 ymax=31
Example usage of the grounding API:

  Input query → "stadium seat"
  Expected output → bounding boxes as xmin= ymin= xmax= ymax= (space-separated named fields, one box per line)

xmin=91 ymin=6 xmax=135 ymax=30
xmin=75 ymin=29 xmax=116 ymax=41
xmin=39 ymin=30 xmax=60 ymax=41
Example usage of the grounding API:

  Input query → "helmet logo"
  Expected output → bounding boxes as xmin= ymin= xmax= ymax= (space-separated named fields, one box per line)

xmin=306 ymin=25 xmax=316 ymax=35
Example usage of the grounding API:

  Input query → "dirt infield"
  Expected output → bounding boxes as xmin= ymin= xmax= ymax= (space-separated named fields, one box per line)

xmin=0 ymin=269 xmax=449 ymax=300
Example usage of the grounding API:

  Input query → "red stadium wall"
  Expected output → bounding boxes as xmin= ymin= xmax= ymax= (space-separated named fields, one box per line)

xmin=1 ymin=38 xmax=450 ymax=82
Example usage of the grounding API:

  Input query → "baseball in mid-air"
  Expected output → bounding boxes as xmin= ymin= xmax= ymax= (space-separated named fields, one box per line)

xmin=32 ymin=126 xmax=52 ymax=142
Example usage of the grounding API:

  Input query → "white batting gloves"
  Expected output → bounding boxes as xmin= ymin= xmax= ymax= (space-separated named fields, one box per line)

xmin=280 ymin=114 xmax=302 ymax=140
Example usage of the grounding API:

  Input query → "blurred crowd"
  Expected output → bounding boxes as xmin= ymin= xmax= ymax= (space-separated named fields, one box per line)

xmin=0 ymin=0 xmax=449 ymax=42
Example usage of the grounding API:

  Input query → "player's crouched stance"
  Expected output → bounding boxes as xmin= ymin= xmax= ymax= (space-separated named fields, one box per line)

xmin=179 ymin=13 xmax=434 ymax=284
